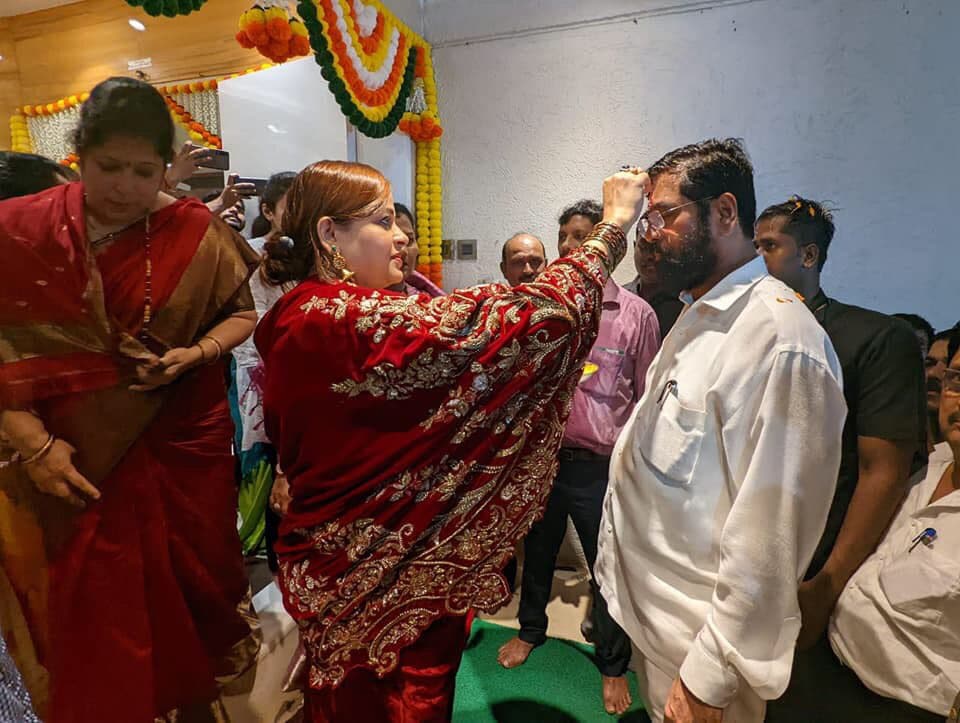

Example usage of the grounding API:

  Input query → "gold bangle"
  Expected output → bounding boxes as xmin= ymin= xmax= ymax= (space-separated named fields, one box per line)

xmin=21 ymin=433 xmax=55 ymax=466
xmin=580 ymin=223 xmax=627 ymax=275
xmin=582 ymin=239 xmax=610 ymax=260
xmin=195 ymin=339 xmax=211 ymax=364
xmin=201 ymin=335 xmax=223 ymax=362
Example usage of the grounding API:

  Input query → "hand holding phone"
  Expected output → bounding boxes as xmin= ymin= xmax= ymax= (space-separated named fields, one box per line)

xmin=166 ymin=142 xmax=214 ymax=186
xmin=198 ymin=148 xmax=231 ymax=171
xmin=235 ymin=177 xmax=268 ymax=195
xmin=215 ymin=174 xmax=258 ymax=209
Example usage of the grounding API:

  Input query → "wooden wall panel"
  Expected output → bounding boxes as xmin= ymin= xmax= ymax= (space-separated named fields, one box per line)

xmin=0 ymin=19 xmax=24 ymax=150
xmin=2 ymin=0 xmax=271 ymax=150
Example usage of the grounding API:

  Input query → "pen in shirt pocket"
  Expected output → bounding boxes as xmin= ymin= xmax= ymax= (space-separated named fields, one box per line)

xmin=657 ymin=379 xmax=677 ymax=407
xmin=908 ymin=527 xmax=936 ymax=552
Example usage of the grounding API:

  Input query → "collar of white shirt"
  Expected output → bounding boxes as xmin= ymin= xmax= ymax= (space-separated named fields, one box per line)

xmin=679 ymin=256 xmax=769 ymax=311
xmin=921 ymin=442 xmax=959 ymax=508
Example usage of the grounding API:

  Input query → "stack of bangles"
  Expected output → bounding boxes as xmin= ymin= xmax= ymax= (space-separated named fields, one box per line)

xmin=196 ymin=335 xmax=224 ymax=364
xmin=582 ymin=222 xmax=628 ymax=276
xmin=0 ymin=432 xmax=56 ymax=470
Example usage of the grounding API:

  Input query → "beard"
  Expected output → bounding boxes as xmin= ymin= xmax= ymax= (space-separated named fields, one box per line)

xmin=653 ymin=214 xmax=718 ymax=295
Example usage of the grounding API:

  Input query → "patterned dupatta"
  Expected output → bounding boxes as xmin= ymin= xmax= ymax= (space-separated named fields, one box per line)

xmin=256 ymin=234 xmax=625 ymax=690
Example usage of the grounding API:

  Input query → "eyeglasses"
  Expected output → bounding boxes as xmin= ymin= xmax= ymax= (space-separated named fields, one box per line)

xmin=638 ymin=196 xmax=717 ymax=240
xmin=944 ymin=368 xmax=960 ymax=396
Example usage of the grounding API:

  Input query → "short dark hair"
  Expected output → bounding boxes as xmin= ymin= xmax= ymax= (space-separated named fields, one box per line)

xmin=558 ymin=199 xmax=602 ymax=227
xmin=893 ymin=313 xmax=936 ymax=348
xmin=0 ymin=151 xmax=71 ymax=199
xmin=394 ymin=202 xmax=415 ymax=227
xmin=501 ymin=233 xmax=545 ymax=264
xmin=261 ymin=171 xmax=296 ymax=212
xmin=933 ymin=328 xmax=956 ymax=346
xmin=250 ymin=214 xmax=271 ymax=238
xmin=73 ymin=77 xmax=175 ymax=164
xmin=250 ymin=171 xmax=297 ymax=241
xmin=648 ymin=138 xmax=756 ymax=238
xmin=757 ymin=196 xmax=836 ymax=270
xmin=947 ymin=326 xmax=960 ymax=366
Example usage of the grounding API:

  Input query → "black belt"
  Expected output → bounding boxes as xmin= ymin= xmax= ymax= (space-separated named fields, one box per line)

xmin=558 ymin=446 xmax=609 ymax=463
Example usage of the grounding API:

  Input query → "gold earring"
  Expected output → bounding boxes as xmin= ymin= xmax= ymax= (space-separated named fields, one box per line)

xmin=330 ymin=245 xmax=355 ymax=283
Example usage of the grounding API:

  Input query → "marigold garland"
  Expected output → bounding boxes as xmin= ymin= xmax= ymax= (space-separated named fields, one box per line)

xmin=125 ymin=0 xmax=207 ymax=17
xmin=9 ymin=114 xmax=33 ymax=153
xmin=296 ymin=0 xmax=445 ymax=285
xmin=10 ymin=64 xmax=279 ymax=158
xmin=164 ymin=97 xmax=222 ymax=149
xmin=414 ymin=137 xmax=443 ymax=286
xmin=21 ymin=92 xmax=88 ymax=118
xmin=60 ymin=152 xmax=79 ymax=173
xmin=296 ymin=0 xmax=417 ymax=138
xmin=237 ymin=2 xmax=311 ymax=63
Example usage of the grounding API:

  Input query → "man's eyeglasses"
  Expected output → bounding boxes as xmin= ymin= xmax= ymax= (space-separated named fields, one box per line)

xmin=943 ymin=368 xmax=960 ymax=396
xmin=637 ymin=196 xmax=717 ymax=240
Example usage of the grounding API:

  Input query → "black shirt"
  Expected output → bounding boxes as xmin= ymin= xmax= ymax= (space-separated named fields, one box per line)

xmin=625 ymin=278 xmax=685 ymax=339
xmin=804 ymin=289 xmax=926 ymax=579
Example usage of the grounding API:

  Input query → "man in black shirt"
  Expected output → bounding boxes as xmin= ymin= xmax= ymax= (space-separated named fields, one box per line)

xmin=756 ymin=197 xmax=927 ymax=721
xmin=624 ymin=227 xmax=685 ymax=339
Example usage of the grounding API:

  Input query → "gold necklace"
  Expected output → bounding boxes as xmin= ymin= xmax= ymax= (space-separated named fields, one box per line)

xmin=87 ymin=207 xmax=154 ymax=340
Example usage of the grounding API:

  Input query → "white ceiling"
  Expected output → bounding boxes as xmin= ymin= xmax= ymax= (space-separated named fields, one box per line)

xmin=0 ymin=0 xmax=82 ymax=17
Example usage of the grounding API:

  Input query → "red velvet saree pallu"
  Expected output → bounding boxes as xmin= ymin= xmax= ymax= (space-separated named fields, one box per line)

xmin=255 ymin=232 xmax=624 ymax=720
xmin=0 ymin=184 xmax=260 ymax=723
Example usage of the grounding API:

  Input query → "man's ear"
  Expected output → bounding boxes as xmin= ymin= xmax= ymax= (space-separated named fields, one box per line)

xmin=801 ymin=243 xmax=820 ymax=270
xmin=714 ymin=191 xmax=740 ymax=236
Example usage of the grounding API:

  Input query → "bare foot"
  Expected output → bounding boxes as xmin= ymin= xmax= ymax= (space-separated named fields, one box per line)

xmin=497 ymin=637 xmax=535 ymax=669
xmin=602 ymin=675 xmax=633 ymax=715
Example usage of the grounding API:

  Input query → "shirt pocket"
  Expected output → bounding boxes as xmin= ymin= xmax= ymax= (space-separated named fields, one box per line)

xmin=878 ymin=545 xmax=960 ymax=625
xmin=580 ymin=346 xmax=626 ymax=401
xmin=637 ymin=391 xmax=706 ymax=486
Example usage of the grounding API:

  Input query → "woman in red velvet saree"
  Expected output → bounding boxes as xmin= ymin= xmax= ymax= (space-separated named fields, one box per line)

xmin=255 ymin=161 xmax=647 ymax=721
xmin=0 ymin=78 xmax=260 ymax=723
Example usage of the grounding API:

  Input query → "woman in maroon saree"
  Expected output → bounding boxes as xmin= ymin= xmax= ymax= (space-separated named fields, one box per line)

xmin=0 ymin=78 xmax=260 ymax=723
xmin=254 ymin=161 xmax=648 ymax=721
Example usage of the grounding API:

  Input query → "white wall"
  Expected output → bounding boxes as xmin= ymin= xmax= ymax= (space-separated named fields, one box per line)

xmin=357 ymin=132 xmax=415 ymax=208
xmin=218 ymin=57 xmax=416 ymax=236
xmin=427 ymin=0 xmax=959 ymax=329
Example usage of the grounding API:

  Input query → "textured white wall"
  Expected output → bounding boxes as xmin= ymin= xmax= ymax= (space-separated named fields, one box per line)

xmin=428 ymin=0 xmax=959 ymax=329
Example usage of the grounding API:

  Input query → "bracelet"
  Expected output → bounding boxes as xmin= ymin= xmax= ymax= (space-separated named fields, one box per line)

xmin=195 ymin=341 xmax=209 ymax=364
xmin=200 ymin=335 xmax=223 ymax=362
xmin=21 ymin=433 xmax=55 ymax=466
xmin=582 ymin=222 xmax=628 ymax=275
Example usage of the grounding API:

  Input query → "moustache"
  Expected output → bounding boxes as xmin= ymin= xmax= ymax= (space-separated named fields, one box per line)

xmin=947 ymin=411 xmax=960 ymax=427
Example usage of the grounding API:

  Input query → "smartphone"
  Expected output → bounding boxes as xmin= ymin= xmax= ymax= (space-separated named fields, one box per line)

xmin=236 ymin=177 xmax=268 ymax=195
xmin=199 ymin=148 xmax=230 ymax=171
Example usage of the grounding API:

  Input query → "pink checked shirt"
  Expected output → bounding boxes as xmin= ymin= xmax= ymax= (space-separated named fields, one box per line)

xmin=562 ymin=279 xmax=661 ymax=456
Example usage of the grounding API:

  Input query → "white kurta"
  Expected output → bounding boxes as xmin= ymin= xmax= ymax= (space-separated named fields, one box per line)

xmin=830 ymin=441 xmax=960 ymax=717
xmin=595 ymin=257 xmax=846 ymax=721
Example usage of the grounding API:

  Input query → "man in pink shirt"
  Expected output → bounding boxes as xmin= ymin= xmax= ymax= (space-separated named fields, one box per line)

xmin=497 ymin=199 xmax=661 ymax=716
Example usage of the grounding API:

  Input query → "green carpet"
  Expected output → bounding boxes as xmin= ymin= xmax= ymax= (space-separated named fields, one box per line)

xmin=454 ymin=620 xmax=650 ymax=722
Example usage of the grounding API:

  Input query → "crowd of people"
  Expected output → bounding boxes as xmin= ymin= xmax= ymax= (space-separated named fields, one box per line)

xmin=0 ymin=75 xmax=956 ymax=723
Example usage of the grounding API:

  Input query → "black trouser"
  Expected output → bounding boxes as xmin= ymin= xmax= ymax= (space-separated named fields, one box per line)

xmin=517 ymin=449 xmax=631 ymax=677
xmin=765 ymin=634 xmax=943 ymax=722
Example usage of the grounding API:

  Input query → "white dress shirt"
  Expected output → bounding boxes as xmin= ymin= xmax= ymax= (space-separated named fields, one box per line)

xmin=830 ymin=441 xmax=960 ymax=716
xmin=595 ymin=256 xmax=846 ymax=716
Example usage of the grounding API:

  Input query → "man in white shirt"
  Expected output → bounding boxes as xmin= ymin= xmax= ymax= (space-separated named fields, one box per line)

xmin=826 ymin=329 xmax=960 ymax=722
xmin=594 ymin=138 xmax=847 ymax=723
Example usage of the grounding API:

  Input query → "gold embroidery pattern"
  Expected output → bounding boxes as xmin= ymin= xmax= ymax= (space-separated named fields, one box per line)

xmin=281 ymin=238 xmax=623 ymax=689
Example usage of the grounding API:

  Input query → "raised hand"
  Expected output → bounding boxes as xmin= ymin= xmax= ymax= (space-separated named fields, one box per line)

xmin=602 ymin=168 xmax=652 ymax=233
